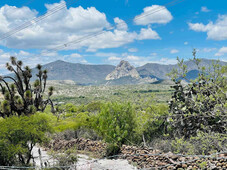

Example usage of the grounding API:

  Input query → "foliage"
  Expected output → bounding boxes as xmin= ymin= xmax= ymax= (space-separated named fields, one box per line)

xmin=94 ymin=102 xmax=137 ymax=146
xmin=167 ymin=50 xmax=227 ymax=138
xmin=105 ymin=143 xmax=121 ymax=157
xmin=199 ymin=161 xmax=208 ymax=169
xmin=0 ymin=57 xmax=55 ymax=117
xmin=137 ymin=104 xmax=169 ymax=143
xmin=171 ymin=131 xmax=227 ymax=155
xmin=51 ymin=83 xmax=172 ymax=106
xmin=0 ymin=113 xmax=52 ymax=166
xmin=49 ymin=147 xmax=77 ymax=170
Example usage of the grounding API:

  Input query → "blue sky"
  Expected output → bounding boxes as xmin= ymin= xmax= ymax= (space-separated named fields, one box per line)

xmin=0 ymin=0 xmax=227 ymax=74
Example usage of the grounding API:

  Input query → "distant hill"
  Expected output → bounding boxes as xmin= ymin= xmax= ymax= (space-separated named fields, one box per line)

xmin=137 ymin=68 xmax=160 ymax=80
xmin=33 ymin=60 xmax=115 ymax=85
xmin=137 ymin=59 xmax=226 ymax=79
xmin=184 ymin=70 xmax=200 ymax=81
xmin=6 ymin=59 xmax=226 ymax=85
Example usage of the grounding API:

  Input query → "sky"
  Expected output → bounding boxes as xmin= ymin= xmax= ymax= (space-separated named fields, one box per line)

xmin=0 ymin=0 xmax=227 ymax=74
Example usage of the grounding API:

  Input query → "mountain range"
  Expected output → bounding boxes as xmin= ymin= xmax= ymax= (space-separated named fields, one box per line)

xmin=24 ymin=59 xmax=227 ymax=85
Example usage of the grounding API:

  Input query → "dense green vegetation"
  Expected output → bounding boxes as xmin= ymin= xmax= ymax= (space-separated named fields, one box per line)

xmin=0 ymin=54 xmax=226 ymax=167
xmin=167 ymin=51 xmax=227 ymax=138
xmin=50 ymin=82 xmax=173 ymax=107
xmin=0 ymin=113 xmax=52 ymax=166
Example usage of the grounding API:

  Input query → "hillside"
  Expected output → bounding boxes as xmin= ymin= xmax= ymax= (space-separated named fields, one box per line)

xmin=33 ymin=60 xmax=115 ymax=85
xmin=136 ymin=59 xmax=227 ymax=79
xmin=7 ymin=59 xmax=226 ymax=85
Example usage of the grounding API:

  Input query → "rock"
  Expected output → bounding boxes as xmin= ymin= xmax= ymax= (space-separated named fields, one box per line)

xmin=46 ymin=138 xmax=227 ymax=170
xmin=167 ymin=165 xmax=174 ymax=170
xmin=105 ymin=60 xmax=140 ymax=80
xmin=179 ymin=157 xmax=186 ymax=162
xmin=188 ymin=165 xmax=193 ymax=169
xmin=182 ymin=164 xmax=187 ymax=168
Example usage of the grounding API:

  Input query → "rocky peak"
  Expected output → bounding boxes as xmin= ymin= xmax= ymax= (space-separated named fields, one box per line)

xmin=105 ymin=60 xmax=140 ymax=80
xmin=118 ymin=60 xmax=131 ymax=67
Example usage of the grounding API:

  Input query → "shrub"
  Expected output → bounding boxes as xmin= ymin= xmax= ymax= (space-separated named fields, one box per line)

xmin=141 ymin=104 xmax=169 ymax=142
xmin=171 ymin=131 xmax=227 ymax=155
xmin=105 ymin=143 xmax=121 ymax=157
xmin=0 ymin=113 xmax=52 ymax=166
xmin=167 ymin=50 xmax=227 ymax=138
xmin=49 ymin=147 xmax=77 ymax=170
xmin=94 ymin=102 xmax=137 ymax=146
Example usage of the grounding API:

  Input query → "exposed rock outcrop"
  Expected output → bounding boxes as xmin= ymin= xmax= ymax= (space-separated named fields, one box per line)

xmin=106 ymin=60 xmax=140 ymax=80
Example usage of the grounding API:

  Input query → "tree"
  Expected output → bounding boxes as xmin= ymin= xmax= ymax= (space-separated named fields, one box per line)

xmin=0 ymin=56 xmax=55 ymax=117
xmin=95 ymin=102 xmax=136 ymax=145
xmin=167 ymin=50 xmax=227 ymax=138
xmin=0 ymin=113 xmax=52 ymax=166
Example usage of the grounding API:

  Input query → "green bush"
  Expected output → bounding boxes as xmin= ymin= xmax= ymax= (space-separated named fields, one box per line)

xmin=49 ymin=147 xmax=77 ymax=170
xmin=140 ymin=104 xmax=169 ymax=142
xmin=168 ymin=51 xmax=227 ymax=138
xmin=171 ymin=131 xmax=227 ymax=155
xmin=105 ymin=143 xmax=121 ymax=157
xmin=0 ymin=113 xmax=52 ymax=166
xmin=94 ymin=102 xmax=137 ymax=146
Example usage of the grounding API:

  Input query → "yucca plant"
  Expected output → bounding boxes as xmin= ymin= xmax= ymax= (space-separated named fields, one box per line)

xmin=0 ymin=56 xmax=55 ymax=117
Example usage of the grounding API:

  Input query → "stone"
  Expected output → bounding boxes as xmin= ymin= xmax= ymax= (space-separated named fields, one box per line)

xmin=105 ymin=60 xmax=140 ymax=80
xmin=182 ymin=164 xmax=187 ymax=168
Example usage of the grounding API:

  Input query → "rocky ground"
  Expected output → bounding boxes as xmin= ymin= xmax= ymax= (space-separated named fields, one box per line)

xmin=47 ymin=138 xmax=227 ymax=169
xmin=76 ymin=154 xmax=137 ymax=170
xmin=33 ymin=143 xmax=136 ymax=170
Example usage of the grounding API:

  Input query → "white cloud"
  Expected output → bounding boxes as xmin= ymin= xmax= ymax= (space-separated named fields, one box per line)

xmin=188 ymin=22 xmax=212 ymax=32
xmin=184 ymin=41 xmax=188 ymax=45
xmin=128 ymin=48 xmax=138 ymax=52
xmin=19 ymin=50 xmax=30 ymax=56
xmin=114 ymin=17 xmax=128 ymax=31
xmin=170 ymin=49 xmax=179 ymax=54
xmin=40 ymin=51 xmax=58 ymax=57
xmin=126 ymin=55 xmax=140 ymax=61
xmin=203 ymin=48 xmax=216 ymax=53
xmin=137 ymin=27 xmax=161 ymax=40
xmin=70 ymin=53 xmax=82 ymax=58
xmin=189 ymin=15 xmax=227 ymax=40
xmin=134 ymin=5 xmax=173 ymax=25
xmin=201 ymin=6 xmax=210 ymax=12
xmin=93 ymin=52 xmax=118 ymax=57
xmin=0 ymin=2 xmax=109 ymax=49
xmin=215 ymin=47 xmax=227 ymax=56
xmin=124 ymin=56 xmax=177 ymax=66
xmin=0 ymin=2 xmax=163 ymax=52
xmin=158 ymin=58 xmax=177 ymax=65
xmin=80 ymin=29 xmax=138 ymax=52
xmin=108 ymin=56 xmax=121 ymax=61
xmin=0 ymin=52 xmax=11 ymax=59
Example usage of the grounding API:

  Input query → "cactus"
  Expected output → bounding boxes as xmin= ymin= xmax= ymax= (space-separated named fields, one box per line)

xmin=167 ymin=51 xmax=227 ymax=138
xmin=0 ymin=56 xmax=55 ymax=117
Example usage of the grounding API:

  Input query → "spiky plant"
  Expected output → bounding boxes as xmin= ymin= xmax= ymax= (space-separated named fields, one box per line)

xmin=0 ymin=57 xmax=55 ymax=117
